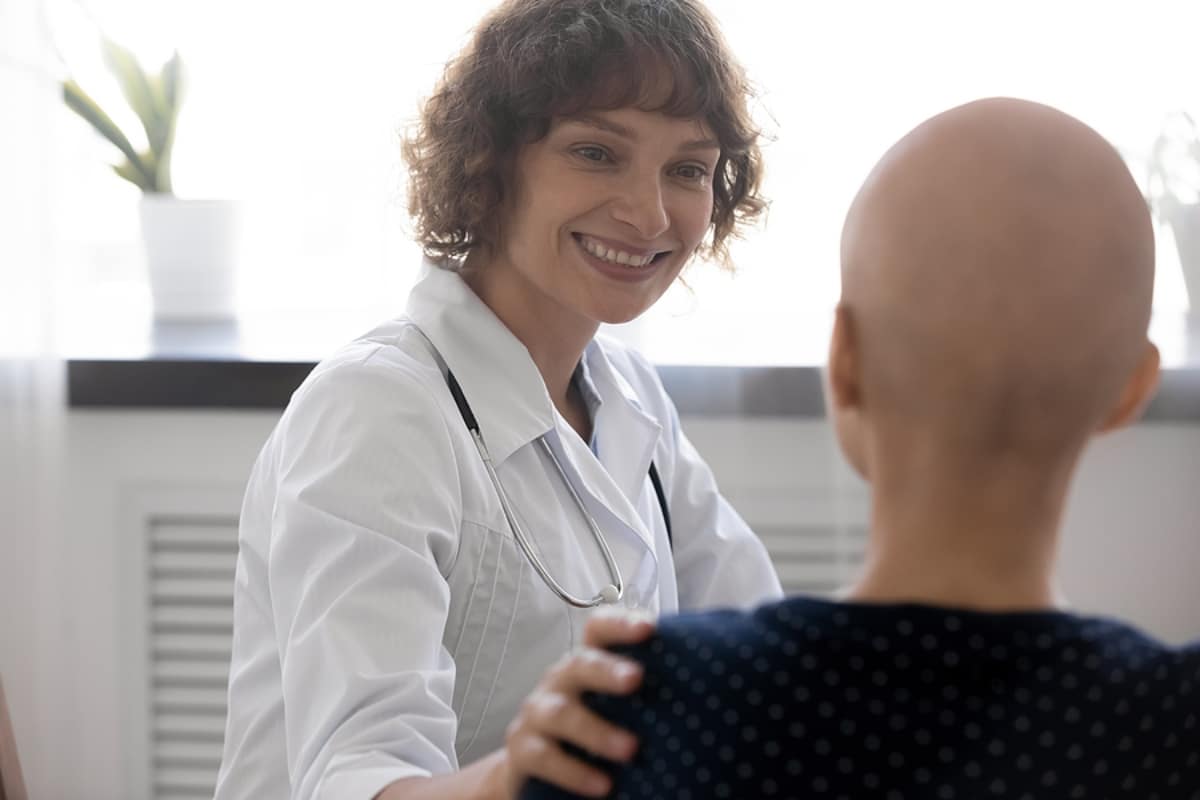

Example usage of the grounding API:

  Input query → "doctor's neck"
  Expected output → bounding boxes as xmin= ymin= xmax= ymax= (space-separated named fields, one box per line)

xmin=462 ymin=254 xmax=600 ymax=435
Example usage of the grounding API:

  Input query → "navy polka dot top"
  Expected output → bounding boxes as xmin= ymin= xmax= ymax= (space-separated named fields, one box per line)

xmin=522 ymin=596 xmax=1200 ymax=799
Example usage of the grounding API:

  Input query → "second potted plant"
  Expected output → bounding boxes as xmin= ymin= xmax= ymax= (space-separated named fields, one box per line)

xmin=1146 ymin=111 xmax=1200 ymax=319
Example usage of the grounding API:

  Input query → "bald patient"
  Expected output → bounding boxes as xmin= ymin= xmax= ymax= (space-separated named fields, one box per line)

xmin=523 ymin=99 xmax=1200 ymax=799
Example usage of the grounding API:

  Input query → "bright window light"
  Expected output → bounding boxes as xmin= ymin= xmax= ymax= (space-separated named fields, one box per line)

xmin=46 ymin=0 xmax=1200 ymax=364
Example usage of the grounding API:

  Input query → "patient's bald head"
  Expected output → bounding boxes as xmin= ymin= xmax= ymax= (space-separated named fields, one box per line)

xmin=832 ymin=98 xmax=1158 ymax=470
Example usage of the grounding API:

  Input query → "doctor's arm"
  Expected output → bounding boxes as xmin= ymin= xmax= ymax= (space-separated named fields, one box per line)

xmin=377 ymin=612 xmax=654 ymax=800
xmin=268 ymin=362 xmax=468 ymax=799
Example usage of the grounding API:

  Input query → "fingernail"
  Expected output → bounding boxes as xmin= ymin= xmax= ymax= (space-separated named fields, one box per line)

xmin=588 ymin=775 xmax=611 ymax=795
xmin=626 ymin=610 xmax=655 ymax=626
xmin=615 ymin=662 xmax=641 ymax=682
xmin=610 ymin=733 xmax=636 ymax=759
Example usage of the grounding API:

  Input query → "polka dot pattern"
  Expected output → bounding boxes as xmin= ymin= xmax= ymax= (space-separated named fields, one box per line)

xmin=522 ymin=597 xmax=1200 ymax=799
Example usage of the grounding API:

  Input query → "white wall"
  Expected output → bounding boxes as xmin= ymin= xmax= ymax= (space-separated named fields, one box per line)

xmin=1057 ymin=424 xmax=1200 ymax=644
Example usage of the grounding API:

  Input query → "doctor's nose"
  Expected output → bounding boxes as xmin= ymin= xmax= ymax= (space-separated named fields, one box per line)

xmin=610 ymin=175 xmax=670 ymax=240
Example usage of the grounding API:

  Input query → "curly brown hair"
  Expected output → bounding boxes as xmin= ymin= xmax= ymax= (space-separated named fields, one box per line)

xmin=402 ymin=0 xmax=766 ymax=268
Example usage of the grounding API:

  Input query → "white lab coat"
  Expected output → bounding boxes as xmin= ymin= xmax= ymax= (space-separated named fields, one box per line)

xmin=214 ymin=263 xmax=782 ymax=800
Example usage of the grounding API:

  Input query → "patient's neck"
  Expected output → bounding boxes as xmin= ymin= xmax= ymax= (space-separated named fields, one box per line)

xmin=846 ymin=445 xmax=1078 ymax=613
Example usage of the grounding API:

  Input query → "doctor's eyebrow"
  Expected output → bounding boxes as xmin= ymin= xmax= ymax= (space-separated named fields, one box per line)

xmin=562 ymin=114 xmax=720 ymax=153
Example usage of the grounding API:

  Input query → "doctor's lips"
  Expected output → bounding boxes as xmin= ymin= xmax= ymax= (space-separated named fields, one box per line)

xmin=573 ymin=233 xmax=672 ymax=268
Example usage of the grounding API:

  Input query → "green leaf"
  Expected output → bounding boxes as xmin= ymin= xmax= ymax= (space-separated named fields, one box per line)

xmin=149 ymin=51 xmax=182 ymax=193
xmin=101 ymin=38 xmax=170 ymax=162
xmin=62 ymin=78 xmax=155 ymax=191
xmin=112 ymin=159 xmax=147 ymax=189
xmin=160 ymin=50 xmax=183 ymax=118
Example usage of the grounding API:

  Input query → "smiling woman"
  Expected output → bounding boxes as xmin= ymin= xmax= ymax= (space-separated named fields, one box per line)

xmin=212 ymin=2 xmax=783 ymax=800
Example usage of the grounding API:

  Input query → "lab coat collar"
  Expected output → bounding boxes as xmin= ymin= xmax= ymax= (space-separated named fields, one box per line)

xmin=581 ymin=338 xmax=663 ymax=516
xmin=544 ymin=339 xmax=663 ymax=586
xmin=406 ymin=262 xmax=664 ymax=546
xmin=405 ymin=261 xmax=555 ymax=465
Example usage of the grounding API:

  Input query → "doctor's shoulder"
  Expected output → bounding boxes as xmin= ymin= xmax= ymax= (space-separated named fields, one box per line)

xmin=284 ymin=318 xmax=452 ymax=417
xmin=262 ymin=320 xmax=474 ymax=502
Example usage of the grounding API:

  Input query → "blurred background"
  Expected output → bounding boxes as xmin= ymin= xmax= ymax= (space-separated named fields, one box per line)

xmin=2 ymin=2 xmax=1199 ymax=798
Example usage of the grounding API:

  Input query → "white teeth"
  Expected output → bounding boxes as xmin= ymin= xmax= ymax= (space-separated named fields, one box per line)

xmin=579 ymin=236 xmax=657 ymax=268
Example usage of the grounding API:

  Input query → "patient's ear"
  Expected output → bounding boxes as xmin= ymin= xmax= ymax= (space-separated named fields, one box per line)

xmin=827 ymin=303 xmax=862 ymax=411
xmin=1099 ymin=342 xmax=1161 ymax=433
xmin=826 ymin=303 xmax=869 ymax=478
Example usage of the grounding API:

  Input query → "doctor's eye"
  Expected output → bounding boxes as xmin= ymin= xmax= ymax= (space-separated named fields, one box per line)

xmin=573 ymin=145 xmax=614 ymax=164
xmin=672 ymin=163 xmax=711 ymax=182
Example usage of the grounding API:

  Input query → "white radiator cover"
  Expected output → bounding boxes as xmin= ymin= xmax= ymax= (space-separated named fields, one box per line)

xmin=145 ymin=518 xmax=238 ymax=799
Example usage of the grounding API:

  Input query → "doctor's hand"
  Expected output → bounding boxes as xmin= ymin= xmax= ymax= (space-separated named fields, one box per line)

xmin=500 ymin=609 xmax=654 ymax=798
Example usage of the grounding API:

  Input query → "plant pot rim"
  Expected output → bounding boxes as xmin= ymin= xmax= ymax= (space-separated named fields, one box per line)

xmin=140 ymin=195 xmax=233 ymax=206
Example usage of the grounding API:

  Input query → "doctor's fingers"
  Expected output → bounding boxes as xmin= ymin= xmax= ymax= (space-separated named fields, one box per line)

xmin=505 ymin=729 xmax=614 ymax=798
xmin=545 ymin=646 xmax=644 ymax=696
xmin=581 ymin=608 xmax=656 ymax=650
xmin=513 ymin=688 xmax=639 ymax=763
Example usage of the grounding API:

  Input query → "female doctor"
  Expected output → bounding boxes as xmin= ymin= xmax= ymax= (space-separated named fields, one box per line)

xmin=215 ymin=1 xmax=782 ymax=798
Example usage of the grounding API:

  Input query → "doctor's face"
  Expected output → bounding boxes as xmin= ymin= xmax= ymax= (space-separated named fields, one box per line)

xmin=492 ymin=107 xmax=719 ymax=329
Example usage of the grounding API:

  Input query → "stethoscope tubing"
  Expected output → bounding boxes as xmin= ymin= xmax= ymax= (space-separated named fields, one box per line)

xmin=448 ymin=369 xmax=625 ymax=608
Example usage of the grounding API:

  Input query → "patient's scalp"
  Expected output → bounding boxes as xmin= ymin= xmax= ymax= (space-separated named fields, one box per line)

xmin=839 ymin=98 xmax=1155 ymax=453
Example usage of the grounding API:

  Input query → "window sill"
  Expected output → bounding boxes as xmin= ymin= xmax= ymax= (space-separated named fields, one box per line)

xmin=62 ymin=316 xmax=1200 ymax=420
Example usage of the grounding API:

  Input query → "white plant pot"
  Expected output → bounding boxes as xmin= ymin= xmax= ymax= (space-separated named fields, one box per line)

xmin=139 ymin=196 xmax=238 ymax=321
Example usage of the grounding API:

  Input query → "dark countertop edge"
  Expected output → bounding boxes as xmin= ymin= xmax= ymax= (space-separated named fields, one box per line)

xmin=65 ymin=358 xmax=1200 ymax=421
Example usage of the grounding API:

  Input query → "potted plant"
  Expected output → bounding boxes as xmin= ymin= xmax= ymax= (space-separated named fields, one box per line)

xmin=1145 ymin=111 xmax=1200 ymax=320
xmin=63 ymin=39 xmax=237 ymax=320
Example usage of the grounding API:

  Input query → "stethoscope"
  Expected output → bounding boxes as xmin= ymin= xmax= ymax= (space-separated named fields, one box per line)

xmin=443 ymin=368 xmax=672 ymax=609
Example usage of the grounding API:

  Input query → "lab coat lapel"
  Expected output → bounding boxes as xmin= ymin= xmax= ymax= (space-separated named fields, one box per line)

xmin=551 ymin=340 xmax=663 ymax=554
xmin=405 ymin=261 xmax=554 ymax=464
xmin=584 ymin=340 xmax=662 ymax=505
xmin=548 ymin=426 xmax=661 ymax=605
